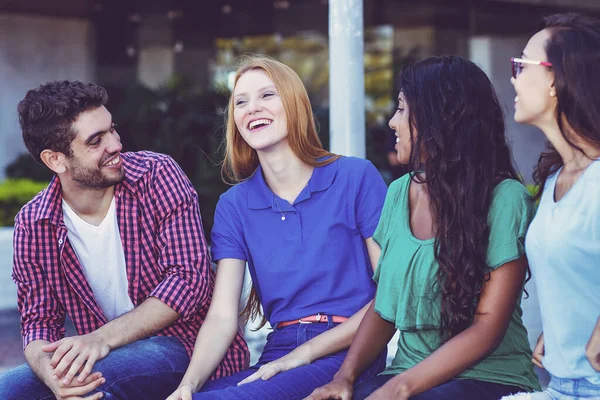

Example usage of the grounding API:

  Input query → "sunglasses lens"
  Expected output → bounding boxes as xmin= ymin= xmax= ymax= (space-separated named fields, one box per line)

xmin=511 ymin=61 xmax=521 ymax=78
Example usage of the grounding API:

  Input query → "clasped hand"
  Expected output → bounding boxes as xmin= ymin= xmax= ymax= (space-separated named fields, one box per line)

xmin=46 ymin=371 xmax=105 ymax=400
xmin=43 ymin=332 xmax=111 ymax=386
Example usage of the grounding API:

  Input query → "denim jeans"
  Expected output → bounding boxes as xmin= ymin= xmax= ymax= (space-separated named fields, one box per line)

xmin=354 ymin=374 xmax=524 ymax=400
xmin=0 ymin=336 xmax=189 ymax=400
xmin=193 ymin=321 xmax=387 ymax=400
xmin=501 ymin=375 xmax=600 ymax=400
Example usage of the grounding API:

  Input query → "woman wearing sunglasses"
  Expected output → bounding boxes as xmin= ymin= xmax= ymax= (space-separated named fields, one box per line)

xmin=503 ymin=12 xmax=600 ymax=400
xmin=306 ymin=55 xmax=540 ymax=400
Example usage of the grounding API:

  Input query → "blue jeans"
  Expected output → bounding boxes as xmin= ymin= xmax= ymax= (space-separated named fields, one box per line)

xmin=0 ymin=336 xmax=189 ymax=400
xmin=193 ymin=322 xmax=387 ymax=400
xmin=354 ymin=374 xmax=524 ymax=400
xmin=501 ymin=375 xmax=600 ymax=399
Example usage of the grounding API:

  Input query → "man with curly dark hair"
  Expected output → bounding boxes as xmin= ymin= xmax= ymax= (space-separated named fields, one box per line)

xmin=0 ymin=81 xmax=249 ymax=400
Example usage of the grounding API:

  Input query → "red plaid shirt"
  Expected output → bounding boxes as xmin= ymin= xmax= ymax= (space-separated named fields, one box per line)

xmin=12 ymin=151 xmax=249 ymax=378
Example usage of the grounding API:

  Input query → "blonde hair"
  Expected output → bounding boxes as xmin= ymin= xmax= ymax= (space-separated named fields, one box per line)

xmin=222 ymin=55 xmax=340 ymax=327
xmin=222 ymin=54 xmax=339 ymax=183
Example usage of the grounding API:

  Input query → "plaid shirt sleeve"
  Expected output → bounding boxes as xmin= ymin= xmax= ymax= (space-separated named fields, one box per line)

xmin=12 ymin=218 xmax=66 ymax=349
xmin=148 ymin=156 xmax=212 ymax=319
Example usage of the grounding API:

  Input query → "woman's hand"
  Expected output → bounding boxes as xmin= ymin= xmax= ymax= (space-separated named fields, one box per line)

xmin=165 ymin=383 xmax=195 ymax=400
xmin=304 ymin=377 xmax=354 ymax=400
xmin=586 ymin=320 xmax=600 ymax=371
xmin=532 ymin=333 xmax=544 ymax=369
xmin=238 ymin=346 xmax=311 ymax=385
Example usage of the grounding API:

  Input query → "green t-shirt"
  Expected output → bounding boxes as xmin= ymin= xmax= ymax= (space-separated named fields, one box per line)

xmin=373 ymin=174 xmax=540 ymax=392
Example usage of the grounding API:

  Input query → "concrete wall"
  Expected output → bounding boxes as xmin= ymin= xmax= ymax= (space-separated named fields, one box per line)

xmin=0 ymin=14 xmax=95 ymax=180
xmin=470 ymin=36 xmax=547 ymax=183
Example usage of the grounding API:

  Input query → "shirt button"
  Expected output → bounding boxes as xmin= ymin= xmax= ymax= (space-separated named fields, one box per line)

xmin=58 ymin=239 xmax=63 ymax=244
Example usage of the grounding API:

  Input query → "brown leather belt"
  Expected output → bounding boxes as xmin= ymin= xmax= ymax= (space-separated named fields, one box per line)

xmin=277 ymin=313 xmax=349 ymax=328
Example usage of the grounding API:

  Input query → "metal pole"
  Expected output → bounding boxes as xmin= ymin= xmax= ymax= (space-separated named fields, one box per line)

xmin=328 ymin=0 xmax=365 ymax=158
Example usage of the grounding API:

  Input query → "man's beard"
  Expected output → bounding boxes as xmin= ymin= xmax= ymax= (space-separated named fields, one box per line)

xmin=68 ymin=155 xmax=125 ymax=189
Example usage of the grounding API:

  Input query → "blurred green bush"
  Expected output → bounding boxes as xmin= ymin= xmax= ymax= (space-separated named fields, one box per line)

xmin=0 ymin=179 xmax=48 ymax=226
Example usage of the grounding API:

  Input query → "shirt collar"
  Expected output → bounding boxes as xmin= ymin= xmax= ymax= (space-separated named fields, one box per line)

xmin=246 ymin=157 xmax=339 ymax=210
xmin=34 ymin=151 xmax=150 ymax=224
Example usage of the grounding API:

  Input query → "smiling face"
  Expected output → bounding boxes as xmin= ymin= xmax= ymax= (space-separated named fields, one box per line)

xmin=63 ymin=106 xmax=125 ymax=189
xmin=389 ymin=92 xmax=413 ymax=164
xmin=233 ymin=69 xmax=289 ymax=153
xmin=511 ymin=29 xmax=557 ymax=128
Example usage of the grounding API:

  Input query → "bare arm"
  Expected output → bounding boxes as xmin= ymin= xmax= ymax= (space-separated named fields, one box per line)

xmin=239 ymin=238 xmax=382 ymax=385
xmin=167 ymin=258 xmax=246 ymax=399
xmin=97 ymin=297 xmax=179 ymax=347
xmin=372 ymin=256 xmax=528 ymax=398
xmin=25 ymin=340 xmax=54 ymax=383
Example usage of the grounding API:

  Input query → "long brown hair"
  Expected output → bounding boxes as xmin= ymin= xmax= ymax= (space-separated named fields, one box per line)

xmin=533 ymin=13 xmax=600 ymax=200
xmin=400 ymin=56 xmax=520 ymax=340
xmin=222 ymin=55 xmax=340 ymax=327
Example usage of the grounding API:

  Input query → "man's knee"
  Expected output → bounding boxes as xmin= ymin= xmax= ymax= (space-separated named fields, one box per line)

xmin=0 ymin=364 xmax=52 ymax=400
xmin=85 ymin=338 xmax=189 ymax=399
xmin=90 ymin=336 xmax=189 ymax=383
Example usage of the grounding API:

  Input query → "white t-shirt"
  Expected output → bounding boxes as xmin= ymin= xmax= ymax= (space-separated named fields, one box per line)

xmin=525 ymin=159 xmax=600 ymax=384
xmin=62 ymin=197 xmax=134 ymax=321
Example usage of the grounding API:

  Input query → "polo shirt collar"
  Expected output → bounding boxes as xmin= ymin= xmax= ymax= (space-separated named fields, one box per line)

xmin=246 ymin=166 xmax=273 ymax=210
xmin=246 ymin=157 xmax=339 ymax=210
xmin=308 ymin=157 xmax=338 ymax=193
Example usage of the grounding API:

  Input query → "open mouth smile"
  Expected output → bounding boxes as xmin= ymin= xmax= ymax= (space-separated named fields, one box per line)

xmin=103 ymin=155 xmax=121 ymax=167
xmin=247 ymin=119 xmax=273 ymax=131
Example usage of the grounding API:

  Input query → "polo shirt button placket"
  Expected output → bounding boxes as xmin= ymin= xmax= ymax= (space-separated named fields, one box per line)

xmin=284 ymin=208 xmax=302 ymax=242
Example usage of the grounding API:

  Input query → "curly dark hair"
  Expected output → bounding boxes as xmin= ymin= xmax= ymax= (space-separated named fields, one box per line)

xmin=399 ymin=55 xmax=520 ymax=340
xmin=532 ymin=13 xmax=600 ymax=200
xmin=18 ymin=80 xmax=108 ymax=163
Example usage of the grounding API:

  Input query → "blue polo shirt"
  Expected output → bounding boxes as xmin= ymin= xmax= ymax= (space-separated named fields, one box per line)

xmin=211 ymin=156 xmax=387 ymax=326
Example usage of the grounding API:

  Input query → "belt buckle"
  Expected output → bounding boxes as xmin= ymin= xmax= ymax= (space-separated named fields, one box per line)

xmin=315 ymin=313 xmax=322 ymax=322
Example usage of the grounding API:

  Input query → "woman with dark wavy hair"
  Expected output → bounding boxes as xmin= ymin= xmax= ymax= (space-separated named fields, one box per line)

xmin=502 ymin=13 xmax=600 ymax=400
xmin=307 ymin=55 xmax=540 ymax=400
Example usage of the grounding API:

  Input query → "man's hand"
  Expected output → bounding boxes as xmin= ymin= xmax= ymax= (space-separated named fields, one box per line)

xmin=46 ymin=371 xmax=105 ymax=400
xmin=43 ymin=332 xmax=110 ymax=385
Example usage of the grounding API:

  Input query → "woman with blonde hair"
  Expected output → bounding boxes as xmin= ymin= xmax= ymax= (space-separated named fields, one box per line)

xmin=166 ymin=55 xmax=387 ymax=400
